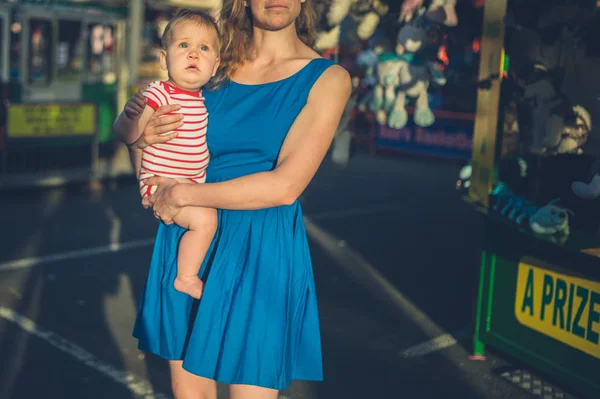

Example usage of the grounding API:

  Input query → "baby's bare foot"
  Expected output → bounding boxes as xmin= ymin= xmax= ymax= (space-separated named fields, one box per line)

xmin=174 ymin=275 xmax=204 ymax=299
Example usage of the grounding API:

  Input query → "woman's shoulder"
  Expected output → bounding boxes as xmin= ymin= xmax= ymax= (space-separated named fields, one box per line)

xmin=288 ymin=55 xmax=350 ymax=106
xmin=296 ymin=46 xmax=341 ymax=74
xmin=311 ymin=62 xmax=351 ymax=94
xmin=301 ymin=53 xmax=349 ymax=86
xmin=300 ymin=51 xmax=351 ymax=100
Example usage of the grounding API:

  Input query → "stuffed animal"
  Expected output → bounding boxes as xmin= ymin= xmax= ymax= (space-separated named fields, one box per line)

xmin=520 ymin=64 xmax=592 ymax=155
xmin=355 ymin=48 xmax=380 ymax=111
xmin=370 ymin=4 xmax=454 ymax=128
xmin=490 ymin=183 xmax=573 ymax=239
xmin=574 ymin=161 xmax=600 ymax=200
xmin=398 ymin=0 xmax=424 ymax=24
xmin=314 ymin=0 xmax=351 ymax=52
xmin=314 ymin=0 xmax=389 ymax=51
xmin=491 ymin=182 xmax=539 ymax=226
xmin=351 ymin=0 xmax=389 ymax=41
xmin=572 ymin=157 xmax=600 ymax=201
xmin=427 ymin=0 xmax=457 ymax=26
xmin=399 ymin=0 xmax=457 ymax=26
xmin=369 ymin=54 xmax=403 ymax=125
xmin=551 ymin=105 xmax=591 ymax=154
xmin=506 ymin=15 xmax=592 ymax=156
xmin=529 ymin=199 xmax=574 ymax=236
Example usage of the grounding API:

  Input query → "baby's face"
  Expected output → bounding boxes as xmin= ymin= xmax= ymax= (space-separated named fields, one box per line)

xmin=160 ymin=21 xmax=220 ymax=91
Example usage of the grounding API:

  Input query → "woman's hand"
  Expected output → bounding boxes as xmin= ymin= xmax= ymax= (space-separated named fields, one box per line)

xmin=142 ymin=176 xmax=188 ymax=224
xmin=128 ymin=103 xmax=185 ymax=151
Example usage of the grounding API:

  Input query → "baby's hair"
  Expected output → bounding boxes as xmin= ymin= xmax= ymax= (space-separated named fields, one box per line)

xmin=161 ymin=8 xmax=221 ymax=50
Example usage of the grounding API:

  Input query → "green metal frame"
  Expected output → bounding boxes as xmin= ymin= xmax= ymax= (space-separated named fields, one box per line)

xmin=470 ymin=2 xmax=600 ymax=397
xmin=473 ymin=215 xmax=600 ymax=398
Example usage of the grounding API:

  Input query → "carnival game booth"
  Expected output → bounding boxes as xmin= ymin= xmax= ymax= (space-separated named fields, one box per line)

xmin=464 ymin=0 xmax=600 ymax=397
xmin=0 ymin=0 xmax=219 ymax=190
xmin=315 ymin=0 xmax=484 ymax=164
xmin=351 ymin=0 xmax=483 ymax=161
xmin=0 ymin=0 xmax=127 ymax=188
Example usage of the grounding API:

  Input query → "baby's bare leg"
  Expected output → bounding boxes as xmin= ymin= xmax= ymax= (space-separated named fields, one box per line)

xmin=172 ymin=206 xmax=218 ymax=299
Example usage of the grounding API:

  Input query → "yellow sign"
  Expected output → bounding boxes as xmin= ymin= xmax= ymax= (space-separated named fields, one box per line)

xmin=8 ymin=103 xmax=96 ymax=138
xmin=515 ymin=257 xmax=600 ymax=359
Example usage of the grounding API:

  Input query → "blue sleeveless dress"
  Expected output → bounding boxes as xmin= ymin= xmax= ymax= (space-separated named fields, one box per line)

xmin=133 ymin=58 xmax=334 ymax=390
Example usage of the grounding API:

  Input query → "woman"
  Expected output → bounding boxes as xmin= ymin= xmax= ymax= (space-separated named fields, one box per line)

xmin=116 ymin=0 xmax=351 ymax=398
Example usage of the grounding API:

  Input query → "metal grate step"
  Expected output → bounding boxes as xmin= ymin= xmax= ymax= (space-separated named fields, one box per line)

xmin=499 ymin=369 xmax=580 ymax=399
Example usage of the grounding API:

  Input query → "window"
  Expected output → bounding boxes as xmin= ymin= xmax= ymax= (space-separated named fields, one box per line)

xmin=56 ymin=19 xmax=82 ymax=82
xmin=9 ymin=17 xmax=21 ymax=81
xmin=28 ymin=19 xmax=52 ymax=84
xmin=85 ymin=23 xmax=116 ymax=83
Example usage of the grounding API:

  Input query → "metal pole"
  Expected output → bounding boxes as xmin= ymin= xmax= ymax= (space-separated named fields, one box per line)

xmin=468 ymin=0 xmax=507 ymax=208
xmin=127 ymin=0 xmax=144 ymax=86
xmin=116 ymin=18 xmax=128 ymax=118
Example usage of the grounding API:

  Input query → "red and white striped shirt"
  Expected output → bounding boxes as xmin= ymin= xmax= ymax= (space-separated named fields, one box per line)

xmin=139 ymin=81 xmax=209 ymax=197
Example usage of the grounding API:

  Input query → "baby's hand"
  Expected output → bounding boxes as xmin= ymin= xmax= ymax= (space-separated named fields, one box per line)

xmin=124 ymin=90 xmax=146 ymax=120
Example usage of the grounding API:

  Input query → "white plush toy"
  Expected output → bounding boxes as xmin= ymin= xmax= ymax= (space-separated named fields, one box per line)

xmin=370 ymin=52 xmax=435 ymax=128
xmin=529 ymin=199 xmax=574 ymax=236
xmin=371 ymin=56 xmax=404 ymax=125
xmin=425 ymin=0 xmax=457 ymax=26
xmin=553 ymin=105 xmax=591 ymax=155
xmin=314 ymin=0 xmax=389 ymax=51
xmin=386 ymin=58 xmax=435 ymax=129
xmin=315 ymin=0 xmax=353 ymax=51
xmin=399 ymin=0 xmax=457 ymax=26
xmin=352 ymin=0 xmax=389 ymax=41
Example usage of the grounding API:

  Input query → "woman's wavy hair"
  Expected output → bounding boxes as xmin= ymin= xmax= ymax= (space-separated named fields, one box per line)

xmin=210 ymin=0 xmax=317 ymax=88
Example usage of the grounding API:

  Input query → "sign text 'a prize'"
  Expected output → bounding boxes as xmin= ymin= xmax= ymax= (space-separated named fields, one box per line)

xmin=515 ymin=257 xmax=600 ymax=359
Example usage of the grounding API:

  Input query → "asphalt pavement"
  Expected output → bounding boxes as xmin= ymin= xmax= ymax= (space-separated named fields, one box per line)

xmin=0 ymin=153 xmax=584 ymax=399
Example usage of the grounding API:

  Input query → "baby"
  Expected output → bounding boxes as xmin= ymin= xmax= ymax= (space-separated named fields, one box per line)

xmin=123 ymin=9 xmax=220 ymax=299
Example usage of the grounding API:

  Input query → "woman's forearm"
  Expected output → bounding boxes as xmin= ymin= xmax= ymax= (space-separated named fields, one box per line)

xmin=176 ymin=170 xmax=294 ymax=210
xmin=113 ymin=112 xmax=140 ymax=145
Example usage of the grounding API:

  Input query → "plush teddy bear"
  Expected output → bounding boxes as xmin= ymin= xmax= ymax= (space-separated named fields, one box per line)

xmin=529 ymin=199 xmax=574 ymax=236
xmin=314 ymin=0 xmax=351 ymax=52
xmin=350 ymin=0 xmax=389 ymax=41
xmin=369 ymin=54 xmax=403 ymax=125
xmin=370 ymin=4 xmax=454 ymax=129
xmin=399 ymin=0 xmax=457 ymax=26
xmin=505 ymin=10 xmax=594 ymax=157
xmin=314 ymin=0 xmax=389 ymax=51
xmin=519 ymin=63 xmax=592 ymax=156
xmin=551 ymin=105 xmax=591 ymax=154
xmin=426 ymin=0 xmax=457 ymax=26
xmin=354 ymin=48 xmax=381 ymax=111
xmin=398 ymin=0 xmax=424 ymax=24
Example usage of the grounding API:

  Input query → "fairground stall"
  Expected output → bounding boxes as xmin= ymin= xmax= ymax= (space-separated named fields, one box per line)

xmin=0 ymin=0 xmax=218 ymax=189
xmin=461 ymin=0 xmax=600 ymax=397
xmin=319 ymin=0 xmax=484 ymax=165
